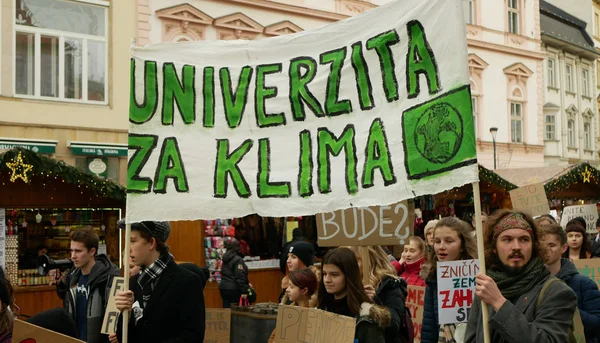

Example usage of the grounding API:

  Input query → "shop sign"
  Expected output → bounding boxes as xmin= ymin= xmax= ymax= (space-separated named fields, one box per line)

xmin=71 ymin=146 xmax=127 ymax=157
xmin=0 ymin=140 xmax=56 ymax=154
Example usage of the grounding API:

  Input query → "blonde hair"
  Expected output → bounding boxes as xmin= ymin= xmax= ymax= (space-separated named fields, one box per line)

xmin=348 ymin=246 xmax=398 ymax=288
xmin=407 ymin=236 xmax=426 ymax=254
xmin=424 ymin=220 xmax=439 ymax=238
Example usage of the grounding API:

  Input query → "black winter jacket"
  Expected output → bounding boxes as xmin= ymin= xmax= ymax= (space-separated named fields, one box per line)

xmin=374 ymin=276 xmax=408 ymax=343
xmin=117 ymin=259 xmax=206 ymax=343
xmin=219 ymin=250 xmax=249 ymax=295
xmin=421 ymin=277 xmax=439 ymax=343
xmin=57 ymin=254 xmax=120 ymax=343
xmin=557 ymin=258 xmax=600 ymax=343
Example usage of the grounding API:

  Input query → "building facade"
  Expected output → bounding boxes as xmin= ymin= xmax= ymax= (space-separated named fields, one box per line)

xmin=464 ymin=0 xmax=546 ymax=169
xmin=136 ymin=0 xmax=548 ymax=171
xmin=541 ymin=1 xmax=600 ymax=166
xmin=0 ymin=0 xmax=136 ymax=186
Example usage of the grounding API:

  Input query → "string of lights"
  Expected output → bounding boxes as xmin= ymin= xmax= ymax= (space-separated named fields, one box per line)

xmin=0 ymin=148 xmax=125 ymax=201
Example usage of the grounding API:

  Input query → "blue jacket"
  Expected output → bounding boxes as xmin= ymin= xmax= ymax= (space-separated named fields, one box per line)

xmin=421 ymin=278 xmax=439 ymax=343
xmin=556 ymin=258 xmax=600 ymax=343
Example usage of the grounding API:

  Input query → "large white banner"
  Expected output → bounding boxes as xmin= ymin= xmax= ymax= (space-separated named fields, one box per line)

xmin=126 ymin=0 xmax=478 ymax=222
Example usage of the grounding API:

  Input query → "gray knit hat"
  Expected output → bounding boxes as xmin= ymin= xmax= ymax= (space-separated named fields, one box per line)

xmin=118 ymin=220 xmax=171 ymax=242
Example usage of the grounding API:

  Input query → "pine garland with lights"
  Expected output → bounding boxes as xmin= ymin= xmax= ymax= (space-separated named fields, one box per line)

xmin=544 ymin=162 xmax=599 ymax=195
xmin=478 ymin=165 xmax=517 ymax=191
xmin=0 ymin=147 xmax=125 ymax=201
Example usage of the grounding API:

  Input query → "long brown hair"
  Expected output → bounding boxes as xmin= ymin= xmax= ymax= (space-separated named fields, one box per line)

xmin=348 ymin=246 xmax=398 ymax=289
xmin=484 ymin=210 xmax=546 ymax=270
xmin=318 ymin=247 xmax=370 ymax=316
xmin=0 ymin=278 xmax=15 ymax=334
xmin=423 ymin=217 xmax=477 ymax=280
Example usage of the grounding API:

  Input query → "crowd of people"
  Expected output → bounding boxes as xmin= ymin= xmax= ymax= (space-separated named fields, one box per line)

xmin=0 ymin=209 xmax=596 ymax=343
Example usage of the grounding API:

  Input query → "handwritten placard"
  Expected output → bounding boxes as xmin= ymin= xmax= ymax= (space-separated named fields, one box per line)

xmin=274 ymin=305 xmax=355 ymax=343
xmin=205 ymin=309 xmax=231 ymax=343
xmin=436 ymin=259 xmax=479 ymax=324
xmin=560 ymin=205 xmax=599 ymax=234
xmin=13 ymin=319 xmax=85 ymax=343
xmin=100 ymin=277 xmax=126 ymax=335
xmin=573 ymin=259 xmax=600 ymax=287
xmin=509 ymin=183 xmax=550 ymax=217
xmin=317 ymin=201 xmax=414 ymax=246
xmin=406 ymin=285 xmax=425 ymax=343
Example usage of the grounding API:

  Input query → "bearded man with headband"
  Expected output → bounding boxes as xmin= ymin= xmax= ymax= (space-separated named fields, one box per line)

xmin=465 ymin=210 xmax=576 ymax=343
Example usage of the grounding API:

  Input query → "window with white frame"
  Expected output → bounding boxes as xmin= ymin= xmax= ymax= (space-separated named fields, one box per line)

xmin=14 ymin=0 xmax=108 ymax=103
xmin=582 ymin=69 xmax=590 ymax=96
xmin=508 ymin=0 xmax=519 ymax=34
xmin=584 ymin=122 xmax=592 ymax=150
xmin=510 ymin=102 xmax=523 ymax=143
xmin=545 ymin=114 xmax=555 ymax=140
xmin=547 ymin=58 xmax=556 ymax=88
xmin=568 ymin=119 xmax=576 ymax=147
xmin=463 ymin=0 xmax=474 ymax=25
xmin=565 ymin=64 xmax=574 ymax=92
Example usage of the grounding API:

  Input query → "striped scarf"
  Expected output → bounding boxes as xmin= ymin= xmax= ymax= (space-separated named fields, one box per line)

xmin=137 ymin=253 xmax=174 ymax=306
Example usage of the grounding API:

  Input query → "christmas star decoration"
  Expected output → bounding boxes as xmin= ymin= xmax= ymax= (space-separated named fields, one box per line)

xmin=6 ymin=152 xmax=33 ymax=183
xmin=581 ymin=166 xmax=592 ymax=183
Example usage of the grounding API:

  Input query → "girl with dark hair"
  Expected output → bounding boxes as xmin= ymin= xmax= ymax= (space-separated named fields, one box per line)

xmin=318 ymin=248 xmax=390 ymax=343
xmin=268 ymin=268 xmax=318 ymax=343
xmin=219 ymin=238 xmax=250 ymax=308
xmin=563 ymin=217 xmax=593 ymax=260
xmin=421 ymin=217 xmax=477 ymax=343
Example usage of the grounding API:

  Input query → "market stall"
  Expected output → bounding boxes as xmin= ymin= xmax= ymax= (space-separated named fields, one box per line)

xmin=419 ymin=165 xmax=518 ymax=227
xmin=0 ymin=148 xmax=125 ymax=317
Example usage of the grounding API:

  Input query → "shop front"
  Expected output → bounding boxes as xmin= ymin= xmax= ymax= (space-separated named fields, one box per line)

xmin=0 ymin=148 xmax=125 ymax=318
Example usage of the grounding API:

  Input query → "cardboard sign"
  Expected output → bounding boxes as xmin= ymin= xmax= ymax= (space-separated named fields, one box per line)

xmin=573 ymin=309 xmax=586 ymax=343
xmin=274 ymin=305 xmax=355 ymax=343
xmin=406 ymin=285 xmax=425 ymax=343
xmin=436 ymin=259 xmax=480 ymax=324
xmin=509 ymin=183 xmax=550 ymax=217
xmin=126 ymin=0 xmax=479 ymax=223
xmin=560 ymin=205 xmax=599 ymax=234
xmin=13 ymin=319 xmax=85 ymax=343
xmin=100 ymin=276 xmax=126 ymax=335
xmin=573 ymin=259 xmax=600 ymax=288
xmin=317 ymin=201 xmax=414 ymax=246
xmin=205 ymin=309 xmax=231 ymax=343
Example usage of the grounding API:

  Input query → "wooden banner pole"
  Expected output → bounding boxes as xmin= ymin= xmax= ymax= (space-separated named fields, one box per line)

xmin=122 ymin=224 xmax=131 ymax=343
xmin=472 ymin=182 xmax=490 ymax=343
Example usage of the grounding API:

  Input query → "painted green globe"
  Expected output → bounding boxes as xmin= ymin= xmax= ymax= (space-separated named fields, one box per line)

xmin=414 ymin=102 xmax=463 ymax=164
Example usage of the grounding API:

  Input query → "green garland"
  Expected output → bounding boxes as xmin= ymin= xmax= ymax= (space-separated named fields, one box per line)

xmin=478 ymin=165 xmax=517 ymax=191
xmin=0 ymin=147 xmax=126 ymax=201
xmin=544 ymin=162 xmax=599 ymax=196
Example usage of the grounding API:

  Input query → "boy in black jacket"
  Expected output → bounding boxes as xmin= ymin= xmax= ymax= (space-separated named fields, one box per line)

xmin=115 ymin=221 xmax=205 ymax=342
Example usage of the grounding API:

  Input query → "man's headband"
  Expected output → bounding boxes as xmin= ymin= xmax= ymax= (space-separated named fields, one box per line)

xmin=493 ymin=213 xmax=533 ymax=240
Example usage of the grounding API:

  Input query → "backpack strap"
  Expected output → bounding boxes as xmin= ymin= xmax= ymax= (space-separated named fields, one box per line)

xmin=536 ymin=276 xmax=561 ymax=310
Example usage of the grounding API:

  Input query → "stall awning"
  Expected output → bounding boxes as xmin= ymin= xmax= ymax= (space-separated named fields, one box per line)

xmin=68 ymin=141 xmax=128 ymax=157
xmin=0 ymin=137 xmax=58 ymax=154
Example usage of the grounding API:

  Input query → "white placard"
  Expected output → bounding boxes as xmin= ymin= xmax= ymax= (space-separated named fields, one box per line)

xmin=437 ymin=259 xmax=479 ymax=325
xmin=560 ymin=204 xmax=598 ymax=234
xmin=126 ymin=0 xmax=478 ymax=222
